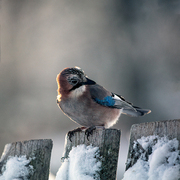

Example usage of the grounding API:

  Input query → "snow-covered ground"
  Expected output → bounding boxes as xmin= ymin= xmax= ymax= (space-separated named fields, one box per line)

xmin=0 ymin=155 xmax=34 ymax=180
xmin=55 ymin=144 xmax=101 ymax=180
xmin=122 ymin=135 xmax=180 ymax=180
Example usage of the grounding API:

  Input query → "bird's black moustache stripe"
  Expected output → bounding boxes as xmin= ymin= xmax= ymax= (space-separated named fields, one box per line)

xmin=69 ymin=83 xmax=83 ymax=91
xmin=69 ymin=79 xmax=96 ymax=91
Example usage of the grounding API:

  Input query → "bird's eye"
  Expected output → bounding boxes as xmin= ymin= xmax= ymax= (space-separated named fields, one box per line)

xmin=68 ymin=77 xmax=79 ymax=85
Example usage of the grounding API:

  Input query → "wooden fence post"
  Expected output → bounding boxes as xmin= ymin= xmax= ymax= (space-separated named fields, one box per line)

xmin=0 ymin=139 xmax=53 ymax=180
xmin=62 ymin=128 xmax=121 ymax=180
xmin=125 ymin=119 xmax=180 ymax=170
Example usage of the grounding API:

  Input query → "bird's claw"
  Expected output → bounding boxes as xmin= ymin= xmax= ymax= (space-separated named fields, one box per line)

xmin=67 ymin=127 xmax=83 ymax=142
xmin=67 ymin=131 xmax=75 ymax=142
xmin=85 ymin=126 xmax=96 ymax=141
xmin=68 ymin=126 xmax=97 ymax=141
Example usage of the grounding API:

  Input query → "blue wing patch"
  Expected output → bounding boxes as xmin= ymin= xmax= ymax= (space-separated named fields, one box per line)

xmin=94 ymin=96 xmax=115 ymax=107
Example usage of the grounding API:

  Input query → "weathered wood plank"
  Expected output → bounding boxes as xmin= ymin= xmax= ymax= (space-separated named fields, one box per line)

xmin=0 ymin=139 xmax=53 ymax=180
xmin=126 ymin=119 xmax=180 ymax=170
xmin=62 ymin=128 xmax=121 ymax=180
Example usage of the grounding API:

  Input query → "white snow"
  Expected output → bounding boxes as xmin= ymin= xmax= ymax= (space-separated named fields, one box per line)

xmin=123 ymin=135 xmax=180 ymax=180
xmin=0 ymin=155 xmax=34 ymax=180
xmin=55 ymin=144 xmax=101 ymax=180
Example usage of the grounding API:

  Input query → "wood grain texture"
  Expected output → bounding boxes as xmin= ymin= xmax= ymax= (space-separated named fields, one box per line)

xmin=126 ymin=119 xmax=180 ymax=170
xmin=62 ymin=128 xmax=121 ymax=180
xmin=0 ymin=139 xmax=53 ymax=180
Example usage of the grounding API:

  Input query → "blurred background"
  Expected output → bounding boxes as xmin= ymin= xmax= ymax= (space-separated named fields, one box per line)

xmin=1 ymin=0 xmax=180 ymax=179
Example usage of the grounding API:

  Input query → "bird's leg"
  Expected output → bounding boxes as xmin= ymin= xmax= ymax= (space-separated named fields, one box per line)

xmin=67 ymin=127 xmax=86 ymax=142
xmin=85 ymin=126 xmax=105 ymax=141
xmin=85 ymin=126 xmax=96 ymax=141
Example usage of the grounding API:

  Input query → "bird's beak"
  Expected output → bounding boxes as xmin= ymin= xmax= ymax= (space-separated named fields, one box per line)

xmin=82 ymin=78 xmax=96 ymax=85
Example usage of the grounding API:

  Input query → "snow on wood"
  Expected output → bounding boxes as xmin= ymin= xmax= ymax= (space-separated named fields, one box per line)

xmin=124 ymin=119 xmax=180 ymax=180
xmin=56 ymin=144 xmax=101 ymax=180
xmin=59 ymin=128 xmax=121 ymax=180
xmin=0 ymin=155 xmax=34 ymax=180
xmin=0 ymin=139 xmax=53 ymax=180
xmin=123 ymin=135 xmax=180 ymax=180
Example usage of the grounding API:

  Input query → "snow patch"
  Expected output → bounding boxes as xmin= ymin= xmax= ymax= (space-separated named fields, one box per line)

xmin=0 ymin=155 xmax=34 ymax=180
xmin=123 ymin=135 xmax=180 ymax=180
xmin=56 ymin=144 xmax=101 ymax=180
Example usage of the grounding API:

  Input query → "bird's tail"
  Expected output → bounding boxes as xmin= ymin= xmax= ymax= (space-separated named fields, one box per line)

xmin=122 ymin=106 xmax=151 ymax=117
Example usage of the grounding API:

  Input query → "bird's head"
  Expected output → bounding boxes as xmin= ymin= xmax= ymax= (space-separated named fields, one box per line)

xmin=56 ymin=67 xmax=96 ymax=98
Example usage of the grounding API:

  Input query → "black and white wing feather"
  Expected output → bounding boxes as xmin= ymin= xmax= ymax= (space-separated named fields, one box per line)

xmin=89 ymin=84 xmax=151 ymax=117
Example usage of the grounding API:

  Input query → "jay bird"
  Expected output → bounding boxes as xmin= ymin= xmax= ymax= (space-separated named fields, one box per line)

xmin=56 ymin=67 xmax=151 ymax=140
